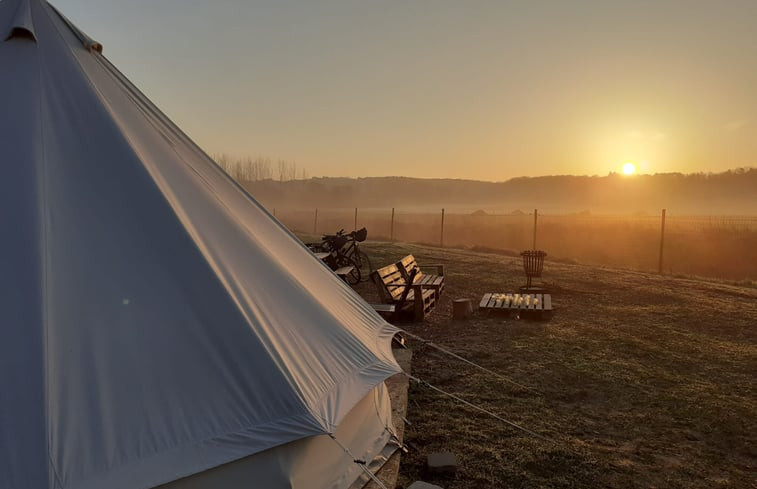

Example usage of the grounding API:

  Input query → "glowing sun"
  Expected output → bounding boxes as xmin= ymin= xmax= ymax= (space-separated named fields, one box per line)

xmin=622 ymin=162 xmax=637 ymax=175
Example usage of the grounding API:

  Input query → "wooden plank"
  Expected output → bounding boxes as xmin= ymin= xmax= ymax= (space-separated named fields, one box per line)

xmin=334 ymin=266 xmax=354 ymax=276
xmin=494 ymin=294 xmax=505 ymax=308
xmin=390 ymin=288 xmax=405 ymax=301
xmin=384 ymin=273 xmax=405 ymax=284
xmin=534 ymin=294 xmax=543 ymax=311
xmin=543 ymin=294 xmax=552 ymax=311
xmin=371 ymin=304 xmax=396 ymax=313
xmin=479 ymin=293 xmax=492 ymax=308
xmin=412 ymin=284 xmax=425 ymax=321
xmin=399 ymin=255 xmax=417 ymax=269
xmin=417 ymin=275 xmax=434 ymax=285
xmin=378 ymin=265 xmax=400 ymax=279
xmin=504 ymin=293 xmax=513 ymax=309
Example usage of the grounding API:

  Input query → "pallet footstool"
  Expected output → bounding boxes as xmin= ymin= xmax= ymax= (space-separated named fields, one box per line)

xmin=479 ymin=293 xmax=552 ymax=318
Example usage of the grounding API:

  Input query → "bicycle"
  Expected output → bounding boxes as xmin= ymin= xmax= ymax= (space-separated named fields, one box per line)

xmin=340 ymin=228 xmax=372 ymax=282
xmin=318 ymin=228 xmax=372 ymax=283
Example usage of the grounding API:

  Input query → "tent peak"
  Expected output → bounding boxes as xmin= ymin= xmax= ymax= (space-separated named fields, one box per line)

xmin=47 ymin=3 xmax=103 ymax=53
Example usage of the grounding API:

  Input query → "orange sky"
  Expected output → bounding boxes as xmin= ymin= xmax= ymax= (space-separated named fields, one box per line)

xmin=59 ymin=0 xmax=757 ymax=180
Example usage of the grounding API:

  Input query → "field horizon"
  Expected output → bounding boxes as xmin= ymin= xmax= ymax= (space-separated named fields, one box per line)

xmin=230 ymin=165 xmax=757 ymax=216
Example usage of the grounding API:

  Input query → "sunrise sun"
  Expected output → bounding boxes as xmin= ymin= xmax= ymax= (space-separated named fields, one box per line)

xmin=622 ymin=162 xmax=637 ymax=175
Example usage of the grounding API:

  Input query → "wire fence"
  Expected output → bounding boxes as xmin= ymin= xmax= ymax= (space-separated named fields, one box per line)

xmin=272 ymin=207 xmax=757 ymax=282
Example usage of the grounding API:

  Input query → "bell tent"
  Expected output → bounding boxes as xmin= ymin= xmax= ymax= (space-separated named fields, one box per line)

xmin=0 ymin=1 xmax=402 ymax=488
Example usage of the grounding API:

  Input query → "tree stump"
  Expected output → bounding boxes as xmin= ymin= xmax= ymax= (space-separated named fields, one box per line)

xmin=452 ymin=299 xmax=473 ymax=320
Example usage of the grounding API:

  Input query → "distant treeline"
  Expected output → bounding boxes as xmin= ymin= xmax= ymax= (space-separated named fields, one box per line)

xmin=232 ymin=168 xmax=757 ymax=215
xmin=213 ymin=154 xmax=309 ymax=182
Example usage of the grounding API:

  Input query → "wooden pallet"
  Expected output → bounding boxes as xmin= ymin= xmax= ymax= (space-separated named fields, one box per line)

xmin=479 ymin=293 xmax=552 ymax=317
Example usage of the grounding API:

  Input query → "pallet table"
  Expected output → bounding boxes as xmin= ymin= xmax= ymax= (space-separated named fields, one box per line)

xmin=479 ymin=293 xmax=552 ymax=318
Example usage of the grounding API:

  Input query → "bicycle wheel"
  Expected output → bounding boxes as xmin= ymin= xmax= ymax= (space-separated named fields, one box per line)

xmin=354 ymin=249 xmax=372 ymax=282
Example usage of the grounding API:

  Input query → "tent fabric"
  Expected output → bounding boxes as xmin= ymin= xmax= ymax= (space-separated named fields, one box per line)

xmin=160 ymin=383 xmax=397 ymax=489
xmin=0 ymin=1 xmax=401 ymax=488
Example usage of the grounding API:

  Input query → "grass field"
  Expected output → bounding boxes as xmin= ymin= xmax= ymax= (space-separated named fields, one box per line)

xmin=347 ymin=240 xmax=757 ymax=489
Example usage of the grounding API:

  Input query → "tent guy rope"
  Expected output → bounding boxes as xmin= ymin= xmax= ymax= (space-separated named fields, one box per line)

xmin=328 ymin=434 xmax=391 ymax=489
xmin=404 ymin=373 xmax=548 ymax=441
xmin=400 ymin=330 xmax=538 ymax=393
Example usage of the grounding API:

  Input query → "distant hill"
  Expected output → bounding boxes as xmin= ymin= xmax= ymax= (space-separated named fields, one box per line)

xmin=240 ymin=168 xmax=757 ymax=215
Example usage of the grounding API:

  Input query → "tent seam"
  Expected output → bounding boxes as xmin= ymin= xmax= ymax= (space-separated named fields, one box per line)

xmin=33 ymin=15 xmax=63 ymax=488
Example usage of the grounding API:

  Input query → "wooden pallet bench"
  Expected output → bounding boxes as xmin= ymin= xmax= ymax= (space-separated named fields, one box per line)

xmin=396 ymin=254 xmax=445 ymax=298
xmin=479 ymin=293 xmax=552 ymax=318
xmin=371 ymin=264 xmax=436 ymax=321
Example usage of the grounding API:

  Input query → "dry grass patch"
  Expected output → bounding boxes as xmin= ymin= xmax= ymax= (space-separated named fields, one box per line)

xmin=348 ymin=241 xmax=757 ymax=489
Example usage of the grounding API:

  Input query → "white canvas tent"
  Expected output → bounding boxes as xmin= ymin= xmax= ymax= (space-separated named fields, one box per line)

xmin=0 ymin=1 xmax=402 ymax=488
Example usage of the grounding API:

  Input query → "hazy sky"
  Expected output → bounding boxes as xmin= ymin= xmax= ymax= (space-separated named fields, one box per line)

xmin=54 ymin=0 xmax=757 ymax=181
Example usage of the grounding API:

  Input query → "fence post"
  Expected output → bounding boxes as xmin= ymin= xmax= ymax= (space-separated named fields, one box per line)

xmin=440 ymin=208 xmax=445 ymax=247
xmin=314 ymin=208 xmax=318 ymax=235
xmin=658 ymin=208 xmax=666 ymax=273
xmin=354 ymin=207 xmax=358 ymax=231
xmin=390 ymin=208 xmax=395 ymax=241
xmin=533 ymin=208 xmax=538 ymax=250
